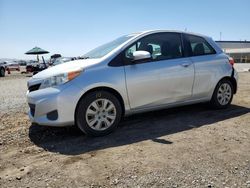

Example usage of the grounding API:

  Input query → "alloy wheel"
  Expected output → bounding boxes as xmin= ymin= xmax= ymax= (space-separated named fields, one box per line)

xmin=217 ymin=83 xmax=232 ymax=105
xmin=85 ymin=98 xmax=117 ymax=131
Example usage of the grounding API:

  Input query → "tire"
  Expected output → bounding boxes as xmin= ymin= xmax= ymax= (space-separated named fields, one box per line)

xmin=76 ymin=90 xmax=122 ymax=136
xmin=0 ymin=68 xmax=5 ymax=77
xmin=210 ymin=79 xmax=233 ymax=109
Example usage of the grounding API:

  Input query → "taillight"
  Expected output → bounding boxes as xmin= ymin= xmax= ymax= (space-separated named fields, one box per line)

xmin=229 ymin=57 xmax=235 ymax=67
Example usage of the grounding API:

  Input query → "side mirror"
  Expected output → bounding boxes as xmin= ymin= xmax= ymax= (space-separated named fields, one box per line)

xmin=132 ymin=51 xmax=151 ymax=61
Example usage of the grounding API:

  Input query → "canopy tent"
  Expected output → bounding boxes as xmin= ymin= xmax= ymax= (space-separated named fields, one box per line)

xmin=25 ymin=47 xmax=49 ymax=65
xmin=25 ymin=47 xmax=49 ymax=55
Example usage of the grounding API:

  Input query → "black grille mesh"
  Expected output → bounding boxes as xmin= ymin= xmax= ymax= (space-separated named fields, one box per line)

xmin=28 ymin=84 xmax=41 ymax=92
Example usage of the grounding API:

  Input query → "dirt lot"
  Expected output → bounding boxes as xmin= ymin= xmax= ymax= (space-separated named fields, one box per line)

xmin=0 ymin=72 xmax=249 ymax=188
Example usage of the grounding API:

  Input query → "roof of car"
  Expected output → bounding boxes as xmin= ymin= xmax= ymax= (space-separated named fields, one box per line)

xmin=136 ymin=30 xmax=209 ymax=38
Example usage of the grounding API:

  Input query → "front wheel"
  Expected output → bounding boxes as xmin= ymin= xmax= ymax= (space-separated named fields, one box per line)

xmin=210 ymin=79 xmax=233 ymax=109
xmin=76 ymin=91 xmax=122 ymax=136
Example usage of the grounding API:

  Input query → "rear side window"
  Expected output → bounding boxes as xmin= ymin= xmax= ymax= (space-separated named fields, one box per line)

xmin=185 ymin=35 xmax=216 ymax=56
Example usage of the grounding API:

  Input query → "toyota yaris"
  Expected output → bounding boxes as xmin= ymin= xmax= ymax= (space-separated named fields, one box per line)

xmin=27 ymin=30 xmax=238 ymax=136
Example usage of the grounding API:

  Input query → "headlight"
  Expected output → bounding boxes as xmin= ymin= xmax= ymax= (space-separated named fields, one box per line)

xmin=40 ymin=70 xmax=82 ymax=89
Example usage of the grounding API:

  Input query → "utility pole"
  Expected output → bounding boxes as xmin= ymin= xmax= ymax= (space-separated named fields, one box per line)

xmin=220 ymin=32 xmax=222 ymax=41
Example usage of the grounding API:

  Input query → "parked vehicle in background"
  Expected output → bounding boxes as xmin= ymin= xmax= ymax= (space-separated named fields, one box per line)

xmin=18 ymin=60 xmax=27 ymax=66
xmin=51 ymin=57 xmax=76 ymax=66
xmin=5 ymin=61 xmax=20 ymax=72
xmin=27 ymin=30 xmax=238 ymax=136
xmin=0 ymin=62 xmax=6 ymax=77
xmin=26 ymin=60 xmax=37 ymax=73
xmin=0 ymin=61 xmax=20 ymax=76
xmin=26 ymin=61 xmax=47 ymax=75
xmin=25 ymin=56 xmax=76 ymax=75
xmin=50 ymin=54 xmax=62 ymax=65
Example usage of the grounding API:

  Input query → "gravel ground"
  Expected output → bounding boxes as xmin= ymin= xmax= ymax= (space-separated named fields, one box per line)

xmin=0 ymin=72 xmax=249 ymax=188
xmin=0 ymin=74 xmax=29 ymax=114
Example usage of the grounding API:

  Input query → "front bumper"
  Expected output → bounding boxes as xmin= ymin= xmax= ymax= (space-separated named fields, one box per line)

xmin=26 ymin=84 xmax=81 ymax=127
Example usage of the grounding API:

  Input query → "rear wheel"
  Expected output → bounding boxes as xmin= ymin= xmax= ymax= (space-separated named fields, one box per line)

xmin=0 ymin=68 xmax=5 ymax=77
xmin=76 ymin=91 xmax=122 ymax=136
xmin=210 ymin=79 xmax=233 ymax=109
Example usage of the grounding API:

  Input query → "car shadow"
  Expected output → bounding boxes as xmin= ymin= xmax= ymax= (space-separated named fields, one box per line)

xmin=28 ymin=104 xmax=250 ymax=155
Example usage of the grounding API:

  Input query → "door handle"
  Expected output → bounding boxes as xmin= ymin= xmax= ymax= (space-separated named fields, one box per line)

xmin=180 ymin=62 xmax=191 ymax=67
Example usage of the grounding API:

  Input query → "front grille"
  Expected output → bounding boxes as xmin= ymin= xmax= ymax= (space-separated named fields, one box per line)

xmin=29 ymin=103 xmax=35 ymax=117
xmin=28 ymin=83 xmax=41 ymax=92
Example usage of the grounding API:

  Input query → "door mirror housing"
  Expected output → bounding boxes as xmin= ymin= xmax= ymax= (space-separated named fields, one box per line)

xmin=132 ymin=51 xmax=151 ymax=61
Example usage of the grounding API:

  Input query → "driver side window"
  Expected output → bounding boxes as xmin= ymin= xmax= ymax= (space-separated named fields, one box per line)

xmin=125 ymin=33 xmax=183 ymax=63
xmin=125 ymin=41 xmax=161 ymax=60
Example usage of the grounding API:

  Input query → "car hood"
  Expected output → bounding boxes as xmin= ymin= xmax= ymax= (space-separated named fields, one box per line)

xmin=32 ymin=59 xmax=101 ymax=79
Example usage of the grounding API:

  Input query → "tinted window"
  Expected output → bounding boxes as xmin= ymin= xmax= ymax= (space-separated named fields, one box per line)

xmin=125 ymin=33 xmax=183 ymax=62
xmin=186 ymin=35 xmax=216 ymax=56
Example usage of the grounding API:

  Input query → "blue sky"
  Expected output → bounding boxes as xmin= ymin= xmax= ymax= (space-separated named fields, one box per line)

xmin=0 ymin=0 xmax=250 ymax=60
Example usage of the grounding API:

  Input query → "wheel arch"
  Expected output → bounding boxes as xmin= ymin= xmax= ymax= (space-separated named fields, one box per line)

xmin=218 ymin=76 xmax=237 ymax=94
xmin=74 ymin=86 xmax=126 ymax=123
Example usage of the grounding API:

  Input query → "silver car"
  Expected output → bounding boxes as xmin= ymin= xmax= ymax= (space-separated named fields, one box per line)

xmin=27 ymin=30 xmax=238 ymax=136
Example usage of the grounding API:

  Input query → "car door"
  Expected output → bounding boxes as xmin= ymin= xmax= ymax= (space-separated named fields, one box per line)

xmin=124 ymin=32 xmax=195 ymax=109
xmin=183 ymin=34 xmax=219 ymax=99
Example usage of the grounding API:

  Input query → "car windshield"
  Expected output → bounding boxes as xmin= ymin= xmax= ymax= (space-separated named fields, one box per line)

xmin=82 ymin=34 xmax=137 ymax=59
